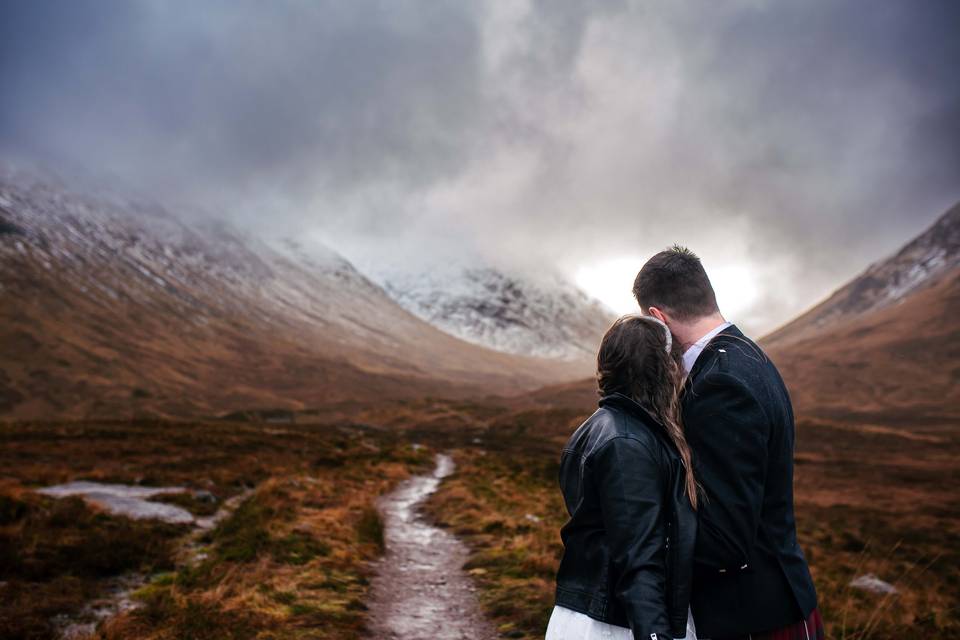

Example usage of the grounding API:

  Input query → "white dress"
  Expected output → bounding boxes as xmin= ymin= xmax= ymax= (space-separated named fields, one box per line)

xmin=545 ymin=605 xmax=698 ymax=640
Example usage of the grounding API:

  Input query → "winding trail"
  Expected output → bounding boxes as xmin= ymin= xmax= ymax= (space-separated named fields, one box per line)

xmin=365 ymin=453 xmax=497 ymax=640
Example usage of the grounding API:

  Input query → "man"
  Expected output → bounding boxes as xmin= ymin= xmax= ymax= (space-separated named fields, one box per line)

xmin=633 ymin=246 xmax=822 ymax=640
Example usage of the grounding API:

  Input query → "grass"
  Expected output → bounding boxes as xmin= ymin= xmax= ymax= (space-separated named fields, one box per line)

xmin=424 ymin=448 xmax=566 ymax=639
xmin=0 ymin=490 xmax=183 ymax=640
xmin=423 ymin=405 xmax=960 ymax=640
xmin=152 ymin=491 xmax=221 ymax=517
xmin=0 ymin=418 xmax=433 ymax=640
xmin=2 ymin=397 xmax=957 ymax=639
xmin=101 ymin=442 xmax=430 ymax=640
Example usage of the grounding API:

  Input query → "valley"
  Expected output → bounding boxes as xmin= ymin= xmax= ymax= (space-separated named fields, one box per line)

xmin=2 ymin=392 xmax=957 ymax=640
xmin=1 ymin=169 xmax=958 ymax=639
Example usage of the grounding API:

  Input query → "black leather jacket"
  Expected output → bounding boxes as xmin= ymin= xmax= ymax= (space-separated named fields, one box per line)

xmin=554 ymin=393 xmax=696 ymax=640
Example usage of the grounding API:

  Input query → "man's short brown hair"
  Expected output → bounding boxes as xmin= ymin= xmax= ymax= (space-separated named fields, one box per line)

xmin=633 ymin=245 xmax=719 ymax=321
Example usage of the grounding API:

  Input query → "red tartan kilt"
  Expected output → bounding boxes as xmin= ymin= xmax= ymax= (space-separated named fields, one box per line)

xmin=720 ymin=608 xmax=824 ymax=640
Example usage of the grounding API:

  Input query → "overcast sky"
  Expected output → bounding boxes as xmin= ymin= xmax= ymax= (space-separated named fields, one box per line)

xmin=2 ymin=0 xmax=959 ymax=334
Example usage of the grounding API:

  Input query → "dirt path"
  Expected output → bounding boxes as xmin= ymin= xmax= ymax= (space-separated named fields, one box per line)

xmin=365 ymin=453 xmax=497 ymax=640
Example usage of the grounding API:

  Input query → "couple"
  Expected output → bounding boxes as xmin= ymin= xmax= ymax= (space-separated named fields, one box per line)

xmin=546 ymin=247 xmax=823 ymax=640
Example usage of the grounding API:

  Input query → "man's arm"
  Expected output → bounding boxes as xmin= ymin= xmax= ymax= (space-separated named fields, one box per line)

xmin=684 ymin=372 xmax=770 ymax=572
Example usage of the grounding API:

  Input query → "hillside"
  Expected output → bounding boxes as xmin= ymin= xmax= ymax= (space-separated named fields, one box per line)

xmin=763 ymin=202 xmax=960 ymax=418
xmin=764 ymin=202 xmax=960 ymax=347
xmin=0 ymin=168 xmax=590 ymax=420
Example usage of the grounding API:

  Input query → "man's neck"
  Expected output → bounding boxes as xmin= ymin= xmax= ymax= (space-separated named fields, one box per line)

xmin=676 ymin=314 xmax=728 ymax=352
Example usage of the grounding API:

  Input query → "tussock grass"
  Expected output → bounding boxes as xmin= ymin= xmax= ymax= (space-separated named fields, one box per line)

xmin=100 ymin=450 xmax=430 ymax=639
xmin=425 ymin=448 xmax=567 ymax=639
xmin=0 ymin=418 xmax=432 ymax=640
xmin=0 ymin=490 xmax=182 ymax=640
xmin=425 ymin=407 xmax=960 ymax=640
xmin=152 ymin=491 xmax=220 ymax=517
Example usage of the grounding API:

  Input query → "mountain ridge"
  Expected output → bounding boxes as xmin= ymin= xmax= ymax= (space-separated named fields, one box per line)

xmin=374 ymin=264 xmax=615 ymax=361
xmin=0 ymin=169 xmax=592 ymax=420
xmin=763 ymin=202 xmax=960 ymax=347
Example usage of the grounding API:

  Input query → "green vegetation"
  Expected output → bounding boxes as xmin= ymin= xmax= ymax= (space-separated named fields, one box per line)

xmin=424 ymin=407 xmax=960 ymax=640
xmin=153 ymin=491 xmax=221 ymax=517
xmin=0 ymin=418 xmax=432 ymax=640
xmin=356 ymin=506 xmax=385 ymax=552
xmin=1 ymin=398 xmax=956 ymax=639
xmin=0 ymin=490 xmax=183 ymax=640
xmin=425 ymin=449 xmax=566 ymax=639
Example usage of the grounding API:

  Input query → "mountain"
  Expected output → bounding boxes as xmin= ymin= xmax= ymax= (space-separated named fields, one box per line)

xmin=762 ymin=202 xmax=960 ymax=419
xmin=763 ymin=202 xmax=960 ymax=347
xmin=374 ymin=266 xmax=615 ymax=360
xmin=0 ymin=167 xmax=590 ymax=420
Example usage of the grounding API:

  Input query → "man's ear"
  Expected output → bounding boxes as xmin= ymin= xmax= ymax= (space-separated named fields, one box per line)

xmin=648 ymin=306 xmax=668 ymax=324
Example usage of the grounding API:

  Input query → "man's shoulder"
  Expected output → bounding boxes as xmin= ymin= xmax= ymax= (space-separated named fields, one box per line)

xmin=698 ymin=327 xmax=778 ymax=380
xmin=686 ymin=326 xmax=791 ymax=418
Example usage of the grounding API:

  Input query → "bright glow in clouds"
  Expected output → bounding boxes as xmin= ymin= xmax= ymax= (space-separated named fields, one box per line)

xmin=575 ymin=258 xmax=761 ymax=321
xmin=575 ymin=257 xmax=645 ymax=316
xmin=709 ymin=265 xmax=761 ymax=322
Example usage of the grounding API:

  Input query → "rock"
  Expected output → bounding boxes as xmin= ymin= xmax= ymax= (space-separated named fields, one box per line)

xmin=850 ymin=573 xmax=897 ymax=595
xmin=193 ymin=490 xmax=218 ymax=504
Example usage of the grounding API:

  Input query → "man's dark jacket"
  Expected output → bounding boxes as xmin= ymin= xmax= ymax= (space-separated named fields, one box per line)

xmin=554 ymin=393 xmax=697 ymax=640
xmin=682 ymin=325 xmax=817 ymax=638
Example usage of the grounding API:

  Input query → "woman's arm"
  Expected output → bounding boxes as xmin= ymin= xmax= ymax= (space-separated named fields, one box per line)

xmin=589 ymin=435 xmax=671 ymax=640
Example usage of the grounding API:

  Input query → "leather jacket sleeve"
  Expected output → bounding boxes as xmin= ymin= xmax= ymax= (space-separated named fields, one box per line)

xmin=685 ymin=371 xmax=769 ymax=572
xmin=590 ymin=435 xmax=671 ymax=640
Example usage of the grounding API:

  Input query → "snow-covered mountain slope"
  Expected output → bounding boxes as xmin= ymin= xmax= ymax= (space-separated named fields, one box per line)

xmin=763 ymin=201 xmax=960 ymax=347
xmin=0 ymin=166 xmax=589 ymax=419
xmin=374 ymin=266 xmax=616 ymax=360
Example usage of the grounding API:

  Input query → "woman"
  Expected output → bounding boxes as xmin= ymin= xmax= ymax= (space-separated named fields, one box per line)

xmin=546 ymin=315 xmax=699 ymax=640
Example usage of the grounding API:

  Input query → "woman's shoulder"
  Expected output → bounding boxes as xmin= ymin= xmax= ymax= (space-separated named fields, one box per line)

xmin=566 ymin=402 xmax=662 ymax=461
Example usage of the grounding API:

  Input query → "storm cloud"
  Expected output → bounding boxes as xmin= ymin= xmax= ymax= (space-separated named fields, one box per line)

xmin=2 ymin=0 xmax=959 ymax=333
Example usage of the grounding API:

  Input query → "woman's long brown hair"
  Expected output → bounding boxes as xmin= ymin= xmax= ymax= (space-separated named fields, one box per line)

xmin=596 ymin=315 xmax=699 ymax=509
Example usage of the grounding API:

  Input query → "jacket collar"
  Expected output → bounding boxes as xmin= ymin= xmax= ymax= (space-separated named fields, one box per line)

xmin=686 ymin=323 xmax=744 ymax=384
xmin=599 ymin=392 xmax=679 ymax=454
xmin=598 ymin=392 xmax=662 ymax=427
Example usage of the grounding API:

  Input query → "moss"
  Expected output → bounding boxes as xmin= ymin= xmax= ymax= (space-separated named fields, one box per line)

xmin=272 ymin=590 xmax=297 ymax=605
xmin=0 ymin=493 xmax=179 ymax=584
xmin=288 ymin=602 xmax=319 ymax=615
xmin=211 ymin=496 xmax=271 ymax=563
xmin=152 ymin=492 xmax=220 ymax=517
xmin=150 ymin=572 xmax=176 ymax=586
xmin=0 ymin=494 xmax=28 ymax=524
xmin=174 ymin=560 xmax=217 ymax=590
xmin=270 ymin=531 xmax=330 ymax=565
xmin=172 ymin=600 xmax=257 ymax=640
xmin=356 ymin=505 xmax=384 ymax=551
